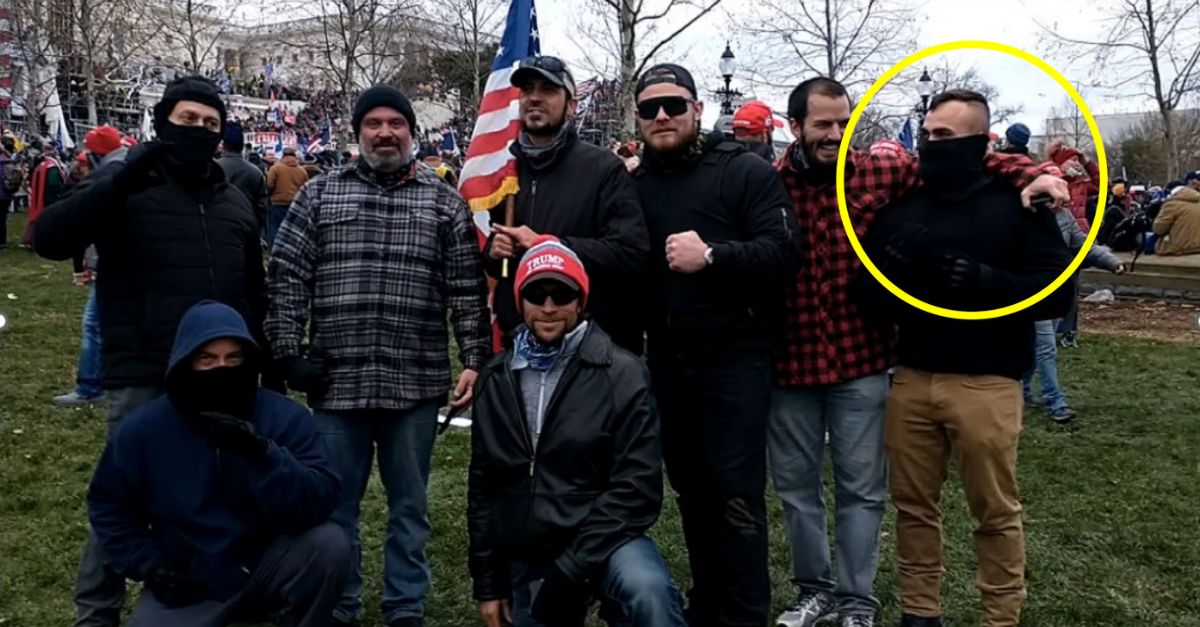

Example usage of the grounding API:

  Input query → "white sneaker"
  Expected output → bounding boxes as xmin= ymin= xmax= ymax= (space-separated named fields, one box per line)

xmin=776 ymin=589 xmax=837 ymax=627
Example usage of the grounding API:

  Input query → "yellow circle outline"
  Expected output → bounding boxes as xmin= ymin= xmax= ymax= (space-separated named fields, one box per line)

xmin=836 ymin=40 xmax=1107 ymax=320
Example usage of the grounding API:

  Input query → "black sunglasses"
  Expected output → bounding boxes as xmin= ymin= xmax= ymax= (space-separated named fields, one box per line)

xmin=637 ymin=96 xmax=694 ymax=120
xmin=519 ymin=55 xmax=568 ymax=74
xmin=521 ymin=281 xmax=580 ymax=306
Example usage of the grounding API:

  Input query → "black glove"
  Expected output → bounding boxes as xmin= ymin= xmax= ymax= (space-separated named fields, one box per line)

xmin=939 ymin=254 xmax=990 ymax=291
xmin=144 ymin=562 xmax=207 ymax=608
xmin=883 ymin=223 xmax=936 ymax=268
xmin=111 ymin=142 xmax=167 ymax=195
xmin=530 ymin=568 xmax=591 ymax=627
xmin=199 ymin=412 xmax=270 ymax=460
xmin=277 ymin=353 xmax=330 ymax=397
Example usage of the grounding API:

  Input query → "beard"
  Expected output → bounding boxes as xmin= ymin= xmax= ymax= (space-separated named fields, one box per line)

xmin=523 ymin=103 xmax=569 ymax=138
xmin=362 ymin=140 xmax=411 ymax=173
xmin=643 ymin=119 xmax=701 ymax=155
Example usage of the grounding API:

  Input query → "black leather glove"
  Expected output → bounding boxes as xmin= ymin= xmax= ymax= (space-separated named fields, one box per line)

xmin=111 ymin=142 xmax=167 ymax=195
xmin=530 ymin=568 xmax=590 ymax=627
xmin=939 ymin=254 xmax=990 ymax=291
xmin=277 ymin=353 xmax=331 ymax=397
xmin=199 ymin=412 xmax=270 ymax=460
xmin=145 ymin=562 xmax=207 ymax=608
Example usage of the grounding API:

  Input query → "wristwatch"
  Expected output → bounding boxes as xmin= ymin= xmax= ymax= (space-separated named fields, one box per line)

xmin=703 ymin=246 xmax=714 ymax=266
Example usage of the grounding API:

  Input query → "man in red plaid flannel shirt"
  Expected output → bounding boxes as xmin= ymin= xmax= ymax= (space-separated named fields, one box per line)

xmin=769 ymin=77 xmax=1067 ymax=627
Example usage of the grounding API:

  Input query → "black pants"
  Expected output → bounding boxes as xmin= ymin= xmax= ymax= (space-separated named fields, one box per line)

xmin=0 ymin=198 xmax=9 ymax=247
xmin=649 ymin=346 xmax=771 ymax=627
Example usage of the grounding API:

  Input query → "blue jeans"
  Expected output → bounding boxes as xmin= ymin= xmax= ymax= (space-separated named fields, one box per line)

xmin=74 ymin=285 xmax=103 ymax=398
xmin=1057 ymin=280 xmax=1080 ymax=335
xmin=510 ymin=536 xmax=686 ymax=627
xmin=767 ymin=374 xmax=889 ymax=616
xmin=314 ymin=401 xmax=439 ymax=623
xmin=1023 ymin=320 xmax=1068 ymax=411
xmin=267 ymin=203 xmax=290 ymax=249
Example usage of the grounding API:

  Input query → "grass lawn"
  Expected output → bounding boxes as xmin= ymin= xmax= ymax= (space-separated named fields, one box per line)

xmin=2 ymin=213 xmax=1199 ymax=626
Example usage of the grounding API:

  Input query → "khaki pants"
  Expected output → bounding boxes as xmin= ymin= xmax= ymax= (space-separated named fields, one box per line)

xmin=884 ymin=367 xmax=1027 ymax=626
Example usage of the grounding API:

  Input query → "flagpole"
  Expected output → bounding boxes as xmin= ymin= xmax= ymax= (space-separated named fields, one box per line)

xmin=501 ymin=194 xmax=516 ymax=278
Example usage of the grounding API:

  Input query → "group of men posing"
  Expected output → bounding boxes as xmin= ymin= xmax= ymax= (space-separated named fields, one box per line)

xmin=34 ymin=53 xmax=1078 ymax=627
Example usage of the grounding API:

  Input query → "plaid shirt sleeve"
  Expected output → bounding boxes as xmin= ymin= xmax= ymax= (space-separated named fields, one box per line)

xmin=442 ymin=188 xmax=491 ymax=371
xmin=265 ymin=180 xmax=320 ymax=359
xmin=853 ymin=145 xmax=921 ymax=214
xmin=983 ymin=151 xmax=1064 ymax=189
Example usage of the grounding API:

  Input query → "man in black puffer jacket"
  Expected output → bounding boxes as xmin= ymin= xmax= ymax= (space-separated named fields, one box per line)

xmin=483 ymin=55 xmax=648 ymax=354
xmin=33 ymin=75 xmax=270 ymax=627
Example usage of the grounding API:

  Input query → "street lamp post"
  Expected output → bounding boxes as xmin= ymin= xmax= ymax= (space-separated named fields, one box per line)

xmin=916 ymin=69 xmax=934 ymax=124
xmin=717 ymin=43 xmax=741 ymax=116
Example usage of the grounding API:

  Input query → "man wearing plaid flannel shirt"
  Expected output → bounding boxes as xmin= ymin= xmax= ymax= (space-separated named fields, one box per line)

xmin=770 ymin=77 xmax=1068 ymax=627
xmin=266 ymin=85 xmax=490 ymax=627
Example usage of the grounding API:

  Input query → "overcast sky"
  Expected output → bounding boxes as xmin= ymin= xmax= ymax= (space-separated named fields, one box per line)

xmin=537 ymin=0 xmax=1172 ymax=142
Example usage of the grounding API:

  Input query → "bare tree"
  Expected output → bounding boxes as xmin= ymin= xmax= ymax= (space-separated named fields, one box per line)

xmin=5 ymin=0 xmax=61 ymax=135
xmin=424 ymin=0 xmax=504 ymax=113
xmin=738 ymin=0 xmax=918 ymax=93
xmin=72 ymin=0 xmax=164 ymax=123
xmin=925 ymin=60 xmax=1023 ymax=127
xmin=1114 ymin=108 xmax=1200 ymax=183
xmin=1044 ymin=91 xmax=1094 ymax=155
xmin=574 ymin=0 xmax=724 ymax=139
xmin=1040 ymin=0 xmax=1200 ymax=179
xmin=159 ymin=0 xmax=238 ymax=74
xmin=279 ymin=0 xmax=415 ymax=120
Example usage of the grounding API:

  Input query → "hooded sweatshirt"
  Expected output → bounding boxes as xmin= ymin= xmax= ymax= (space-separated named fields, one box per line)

xmin=87 ymin=301 xmax=339 ymax=601
xmin=267 ymin=154 xmax=310 ymax=205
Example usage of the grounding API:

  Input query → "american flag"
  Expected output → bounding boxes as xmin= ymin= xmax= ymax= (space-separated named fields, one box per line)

xmin=458 ymin=0 xmax=540 ymax=231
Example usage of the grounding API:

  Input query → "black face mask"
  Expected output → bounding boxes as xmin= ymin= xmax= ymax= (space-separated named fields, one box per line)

xmin=158 ymin=122 xmax=221 ymax=168
xmin=918 ymin=134 xmax=990 ymax=193
xmin=167 ymin=363 xmax=259 ymax=421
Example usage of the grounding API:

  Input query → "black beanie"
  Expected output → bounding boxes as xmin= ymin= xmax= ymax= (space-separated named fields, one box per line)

xmin=153 ymin=76 xmax=227 ymax=135
xmin=352 ymin=85 xmax=416 ymax=136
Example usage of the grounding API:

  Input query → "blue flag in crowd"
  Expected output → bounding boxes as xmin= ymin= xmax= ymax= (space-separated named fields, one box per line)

xmin=441 ymin=128 xmax=456 ymax=153
xmin=898 ymin=118 xmax=914 ymax=151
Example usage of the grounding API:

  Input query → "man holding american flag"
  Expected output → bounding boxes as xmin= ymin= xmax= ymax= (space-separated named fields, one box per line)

xmin=482 ymin=54 xmax=648 ymax=354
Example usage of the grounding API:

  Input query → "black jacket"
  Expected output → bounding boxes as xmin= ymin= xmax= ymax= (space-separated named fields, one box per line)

xmin=485 ymin=128 xmax=649 ymax=353
xmin=634 ymin=131 xmax=799 ymax=355
xmin=467 ymin=323 xmax=662 ymax=600
xmin=34 ymin=145 xmax=268 ymax=388
xmin=218 ymin=153 xmax=270 ymax=232
xmin=856 ymin=177 xmax=1074 ymax=379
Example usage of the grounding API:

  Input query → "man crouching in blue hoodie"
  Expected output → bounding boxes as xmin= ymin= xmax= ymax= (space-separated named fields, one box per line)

xmin=86 ymin=300 xmax=348 ymax=626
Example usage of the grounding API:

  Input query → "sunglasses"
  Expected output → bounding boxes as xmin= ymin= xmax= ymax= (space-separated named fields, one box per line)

xmin=519 ymin=55 xmax=568 ymax=74
xmin=637 ymin=96 xmax=694 ymax=120
xmin=521 ymin=282 xmax=580 ymax=306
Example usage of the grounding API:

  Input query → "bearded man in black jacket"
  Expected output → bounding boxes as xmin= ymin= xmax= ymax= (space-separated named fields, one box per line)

xmin=33 ymin=75 xmax=272 ymax=627
xmin=483 ymin=54 xmax=649 ymax=354
xmin=857 ymin=89 xmax=1073 ymax=627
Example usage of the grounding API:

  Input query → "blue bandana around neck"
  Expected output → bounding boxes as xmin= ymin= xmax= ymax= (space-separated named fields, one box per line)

xmin=514 ymin=326 xmax=565 ymax=372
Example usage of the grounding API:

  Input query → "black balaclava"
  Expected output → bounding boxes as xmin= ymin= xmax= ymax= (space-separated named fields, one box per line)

xmin=917 ymin=134 xmax=991 ymax=195
xmin=166 ymin=341 xmax=259 ymax=421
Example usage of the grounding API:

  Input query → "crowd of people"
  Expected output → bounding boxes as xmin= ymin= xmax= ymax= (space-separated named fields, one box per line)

xmin=3 ymin=50 xmax=1176 ymax=627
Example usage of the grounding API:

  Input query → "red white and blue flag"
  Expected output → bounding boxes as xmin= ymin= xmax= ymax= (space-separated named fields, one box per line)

xmin=458 ymin=0 xmax=540 ymax=232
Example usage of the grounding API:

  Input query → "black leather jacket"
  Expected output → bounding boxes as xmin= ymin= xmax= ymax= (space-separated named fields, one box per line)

xmin=467 ymin=323 xmax=662 ymax=600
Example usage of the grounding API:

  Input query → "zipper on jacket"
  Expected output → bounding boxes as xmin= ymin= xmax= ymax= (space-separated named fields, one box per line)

xmin=198 ymin=202 xmax=216 ymax=293
xmin=528 ymin=178 xmax=539 ymax=226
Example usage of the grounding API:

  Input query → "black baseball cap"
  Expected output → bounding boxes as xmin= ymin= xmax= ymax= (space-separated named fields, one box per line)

xmin=511 ymin=56 xmax=576 ymax=98
xmin=635 ymin=64 xmax=698 ymax=99
xmin=1186 ymin=170 xmax=1200 ymax=182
